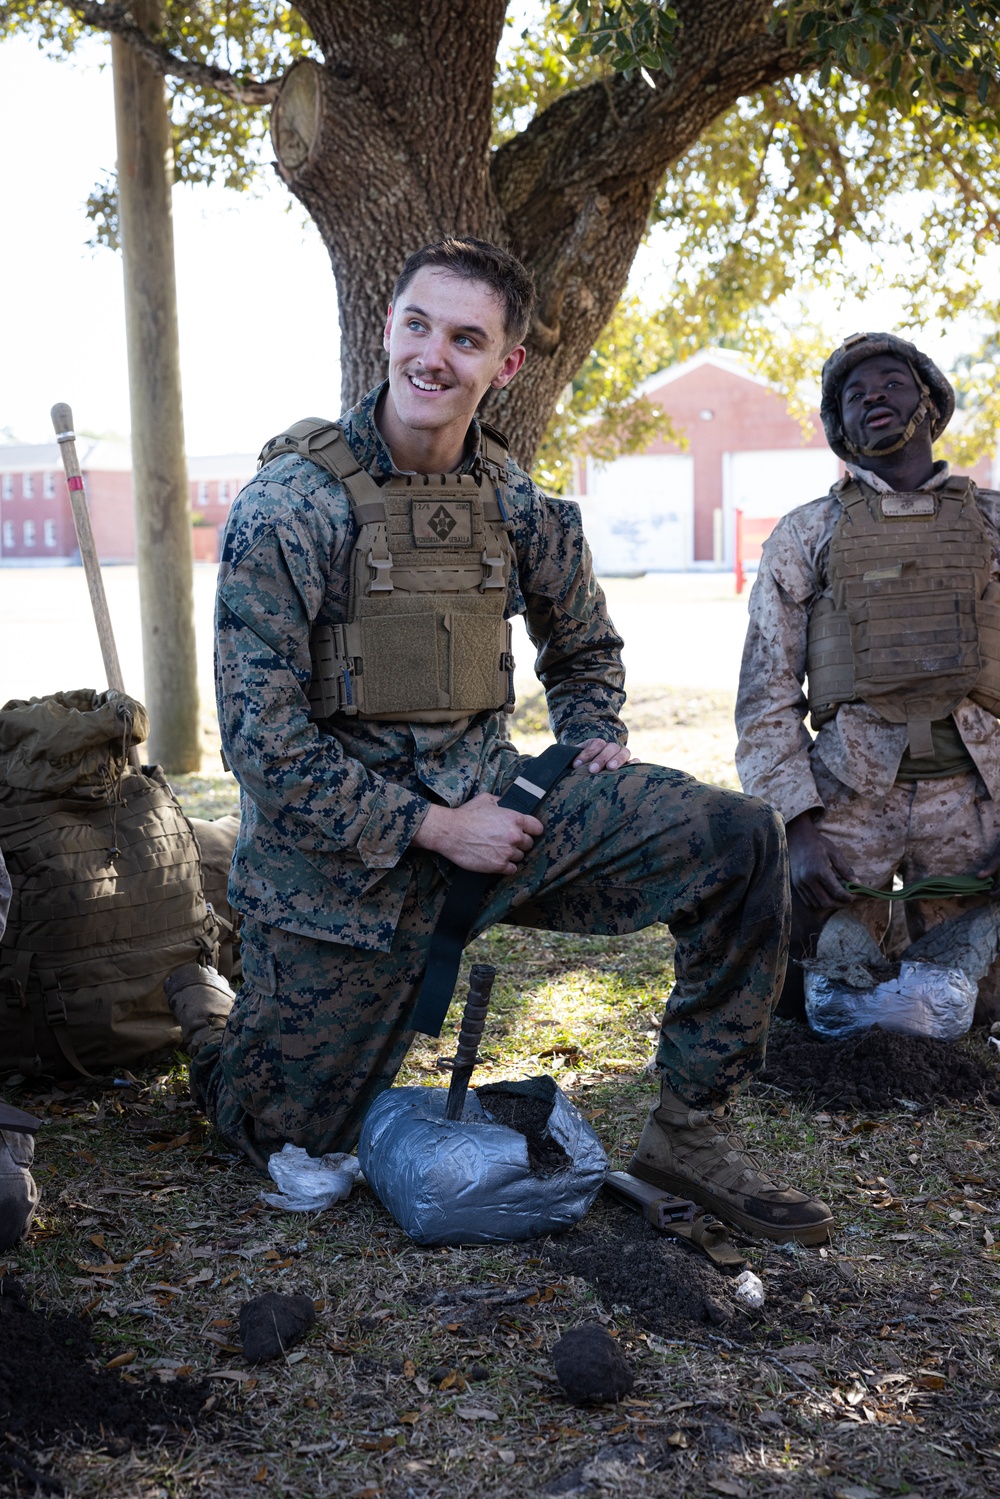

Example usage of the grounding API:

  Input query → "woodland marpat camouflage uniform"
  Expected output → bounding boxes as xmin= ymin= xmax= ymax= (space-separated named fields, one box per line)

xmin=195 ymin=384 xmax=789 ymax=1168
xmin=737 ymin=460 xmax=1000 ymax=953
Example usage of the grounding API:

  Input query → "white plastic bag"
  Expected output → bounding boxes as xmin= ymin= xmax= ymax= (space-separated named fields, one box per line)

xmin=261 ymin=1143 xmax=361 ymax=1212
xmin=805 ymin=960 xmax=977 ymax=1042
xmin=357 ymin=1079 xmax=607 ymax=1246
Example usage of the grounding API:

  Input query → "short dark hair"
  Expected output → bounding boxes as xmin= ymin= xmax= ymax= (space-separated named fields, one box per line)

xmin=392 ymin=237 xmax=535 ymax=348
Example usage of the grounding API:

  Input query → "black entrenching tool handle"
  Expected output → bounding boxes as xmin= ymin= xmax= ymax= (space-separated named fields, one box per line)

xmin=444 ymin=963 xmax=496 ymax=1121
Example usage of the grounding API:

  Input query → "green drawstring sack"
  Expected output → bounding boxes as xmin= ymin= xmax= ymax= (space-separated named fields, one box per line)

xmin=0 ymin=688 xmax=225 ymax=1079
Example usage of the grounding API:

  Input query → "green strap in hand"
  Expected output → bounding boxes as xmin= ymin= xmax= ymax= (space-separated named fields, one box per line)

xmin=844 ymin=874 xmax=995 ymax=902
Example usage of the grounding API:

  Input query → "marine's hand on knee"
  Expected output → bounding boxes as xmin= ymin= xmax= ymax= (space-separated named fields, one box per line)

xmin=572 ymin=738 xmax=632 ymax=774
xmin=411 ymin=794 xmax=543 ymax=875
xmin=786 ymin=812 xmax=855 ymax=910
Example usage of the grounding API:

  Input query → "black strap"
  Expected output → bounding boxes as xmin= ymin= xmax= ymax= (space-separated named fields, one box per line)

xmin=409 ymin=742 xmax=579 ymax=1037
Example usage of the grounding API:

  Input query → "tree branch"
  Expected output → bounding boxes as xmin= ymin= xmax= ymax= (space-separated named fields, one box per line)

xmin=66 ymin=1 xmax=280 ymax=103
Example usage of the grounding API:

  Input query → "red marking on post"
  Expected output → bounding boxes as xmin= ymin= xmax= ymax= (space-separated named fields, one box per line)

xmin=68 ymin=476 xmax=84 ymax=491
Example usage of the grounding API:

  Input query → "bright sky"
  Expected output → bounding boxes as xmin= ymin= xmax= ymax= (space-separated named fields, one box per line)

xmin=1 ymin=26 xmax=997 ymax=459
xmin=0 ymin=34 xmax=340 ymax=456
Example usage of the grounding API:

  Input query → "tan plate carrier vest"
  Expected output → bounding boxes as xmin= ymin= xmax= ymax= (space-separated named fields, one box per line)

xmin=806 ymin=476 xmax=1000 ymax=755
xmin=259 ymin=419 xmax=516 ymax=723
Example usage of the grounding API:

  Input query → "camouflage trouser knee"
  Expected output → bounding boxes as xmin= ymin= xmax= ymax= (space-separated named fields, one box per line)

xmin=191 ymin=761 xmax=789 ymax=1170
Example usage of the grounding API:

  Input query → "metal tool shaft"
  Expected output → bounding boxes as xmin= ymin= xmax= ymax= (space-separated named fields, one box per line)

xmin=444 ymin=962 xmax=496 ymax=1120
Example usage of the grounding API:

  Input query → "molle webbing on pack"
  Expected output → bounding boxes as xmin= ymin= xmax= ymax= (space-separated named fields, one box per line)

xmin=259 ymin=418 xmax=516 ymax=724
xmin=806 ymin=477 xmax=1000 ymax=754
xmin=0 ymin=767 xmax=218 ymax=1079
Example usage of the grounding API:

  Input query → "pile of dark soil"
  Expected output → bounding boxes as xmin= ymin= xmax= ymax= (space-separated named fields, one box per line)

xmin=542 ymin=1210 xmax=743 ymax=1338
xmin=756 ymin=1021 xmax=999 ymax=1110
xmin=0 ymin=1278 xmax=208 ymax=1449
xmin=476 ymin=1080 xmax=571 ymax=1175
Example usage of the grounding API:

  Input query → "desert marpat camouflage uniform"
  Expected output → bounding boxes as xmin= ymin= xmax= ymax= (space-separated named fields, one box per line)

xmin=737 ymin=460 xmax=1000 ymax=952
xmin=194 ymin=385 xmax=789 ymax=1167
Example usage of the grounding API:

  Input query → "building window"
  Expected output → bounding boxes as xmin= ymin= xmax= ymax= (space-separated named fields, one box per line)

xmin=1 ymin=475 xmax=11 ymax=501
xmin=197 ymin=480 xmax=208 ymax=505
xmin=43 ymin=519 xmax=57 ymax=548
xmin=218 ymin=480 xmax=229 ymax=504
xmin=2 ymin=521 xmax=13 ymax=549
xmin=22 ymin=474 xmax=33 ymax=499
xmin=23 ymin=520 xmax=35 ymax=547
xmin=43 ymin=472 xmax=55 ymax=499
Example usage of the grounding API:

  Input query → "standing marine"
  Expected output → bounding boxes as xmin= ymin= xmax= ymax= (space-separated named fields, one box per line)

xmin=173 ymin=236 xmax=832 ymax=1245
xmin=737 ymin=332 xmax=1000 ymax=1015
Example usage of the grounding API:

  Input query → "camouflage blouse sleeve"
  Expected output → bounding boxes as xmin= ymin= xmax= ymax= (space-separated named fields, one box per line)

xmin=509 ymin=478 xmax=628 ymax=746
xmin=735 ymin=497 xmax=840 ymax=824
xmin=215 ymin=463 xmax=430 ymax=872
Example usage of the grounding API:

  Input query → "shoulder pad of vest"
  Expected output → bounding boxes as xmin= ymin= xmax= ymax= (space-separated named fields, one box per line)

xmin=258 ymin=418 xmax=349 ymax=476
xmin=478 ymin=419 xmax=509 ymax=452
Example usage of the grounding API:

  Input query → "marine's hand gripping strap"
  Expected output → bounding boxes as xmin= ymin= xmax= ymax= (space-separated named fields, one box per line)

xmin=408 ymin=742 xmax=579 ymax=1037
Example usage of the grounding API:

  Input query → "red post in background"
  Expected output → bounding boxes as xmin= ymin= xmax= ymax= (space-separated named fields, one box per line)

xmin=734 ymin=507 xmax=744 ymax=595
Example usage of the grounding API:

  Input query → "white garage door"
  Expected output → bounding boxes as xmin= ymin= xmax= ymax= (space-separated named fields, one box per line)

xmin=721 ymin=448 xmax=840 ymax=564
xmin=580 ymin=454 xmax=694 ymax=573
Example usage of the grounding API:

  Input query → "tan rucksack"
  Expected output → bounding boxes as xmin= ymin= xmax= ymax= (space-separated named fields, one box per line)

xmin=0 ymin=688 xmax=230 ymax=1080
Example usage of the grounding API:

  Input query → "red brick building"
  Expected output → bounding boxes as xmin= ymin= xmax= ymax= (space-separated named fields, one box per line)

xmin=0 ymin=443 xmax=255 ymax=565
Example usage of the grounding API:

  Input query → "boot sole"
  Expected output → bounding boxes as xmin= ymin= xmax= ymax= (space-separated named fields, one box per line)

xmin=627 ymin=1158 xmax=833 ymax=1247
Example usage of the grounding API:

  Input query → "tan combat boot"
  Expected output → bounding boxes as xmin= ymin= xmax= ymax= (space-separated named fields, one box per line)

xmin=628 ymin=1081 xmax=834 ymax=1246
xmin=164 ymin=963 xmax=235 ymax=1058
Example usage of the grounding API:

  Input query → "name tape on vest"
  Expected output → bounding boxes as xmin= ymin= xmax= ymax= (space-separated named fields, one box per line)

xmin=880 ymin=493 xmax=936 ymax=518
xmin=412 ymin=500 xmax=473 ymax=547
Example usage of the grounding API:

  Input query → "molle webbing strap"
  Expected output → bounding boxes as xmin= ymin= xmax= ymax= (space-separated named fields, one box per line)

xmin=408 ymin=742 xmax=579 ymax=1037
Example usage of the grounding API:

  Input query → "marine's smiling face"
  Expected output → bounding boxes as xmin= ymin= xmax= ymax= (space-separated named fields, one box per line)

xmin=382 ymin=267 xmax=524 ymax=437
xmin=840 ymin=355 xmax=923 ymax=453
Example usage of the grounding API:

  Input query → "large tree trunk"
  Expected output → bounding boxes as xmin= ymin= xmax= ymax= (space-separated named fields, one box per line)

xmin=112 ymin=0 xmax=200 ymax=769
xmin=272 ymin=0 xmax=806 ymax=468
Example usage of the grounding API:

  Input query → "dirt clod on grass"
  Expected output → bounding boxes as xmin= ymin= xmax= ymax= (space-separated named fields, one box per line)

xmin=0 ymin=1278 xmax=208 ymax=1449
xmin=551 ymin=1322 xmax=635 ymax=1404
xmin=755 ymin=1019 xmax=999 ymax=1110
xmin=239 ymin=1290 xmax=315 ymax=1363
xmin=543 ymin=1210 xmax=742 ymax=1337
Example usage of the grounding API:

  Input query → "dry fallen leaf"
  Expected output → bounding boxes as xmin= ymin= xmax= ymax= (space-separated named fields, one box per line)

xmin=105 ymin=1350 xmax=137 ymax=1369
xmin=146 ymin=1132 xmax=191 ymax=1154
xmin=403 ymin=1359 xmax=416 ymax=1380
xmin=252 ymin=1465 xmax=268 ymax=1482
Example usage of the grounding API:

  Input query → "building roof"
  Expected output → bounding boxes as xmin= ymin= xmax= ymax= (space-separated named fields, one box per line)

xmin=0 ymin=437 xmax=132 ymax=472
xmin=637 ymin=347 xmax=774 ymax=399
xmin=0 ymin=441 xmax=256 ymax=477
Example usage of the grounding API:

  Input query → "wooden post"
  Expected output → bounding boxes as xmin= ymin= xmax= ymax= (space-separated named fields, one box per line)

xmin=111 ymin=0 xmax=200 ymax=771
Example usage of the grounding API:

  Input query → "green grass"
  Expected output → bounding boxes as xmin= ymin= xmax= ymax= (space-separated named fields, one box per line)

xmin=3 ymin=756 xmax=1000 ymax=1497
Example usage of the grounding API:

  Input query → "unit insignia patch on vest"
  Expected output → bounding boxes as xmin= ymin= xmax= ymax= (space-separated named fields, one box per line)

xmin=880 ymin=493 xmax=936 ymax=518
xmin=412 ymin=500 xmax=473 ymax=547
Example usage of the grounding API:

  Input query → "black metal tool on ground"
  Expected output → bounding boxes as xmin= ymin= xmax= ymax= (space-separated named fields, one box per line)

xmin=444 ymin=963 xmax=497 ymax=1120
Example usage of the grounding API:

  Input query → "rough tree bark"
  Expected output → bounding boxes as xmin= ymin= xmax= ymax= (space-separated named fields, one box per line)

xmin=112 ymin=0 xmax=200 ymax=769
xmin=270 ymin=0 xmax=808 ymax=465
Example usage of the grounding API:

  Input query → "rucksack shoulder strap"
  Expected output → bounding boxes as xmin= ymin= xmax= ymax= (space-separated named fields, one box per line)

xmin=257 ymin=419 xmax=387 ymax=523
